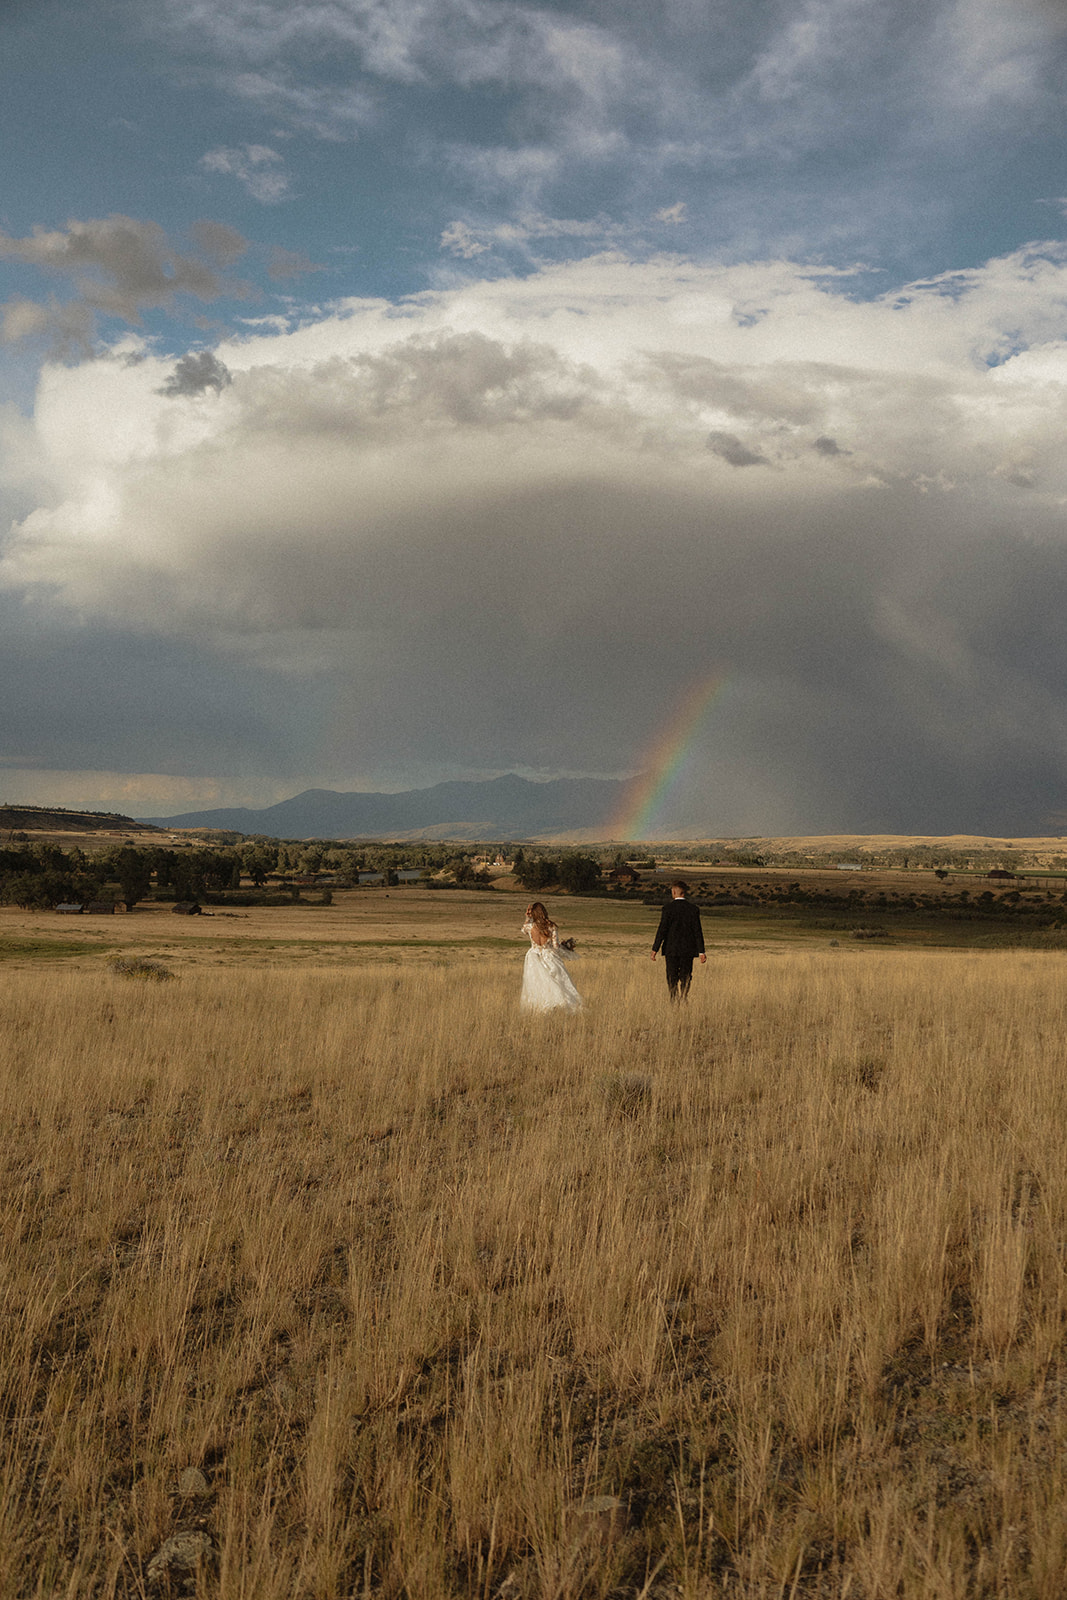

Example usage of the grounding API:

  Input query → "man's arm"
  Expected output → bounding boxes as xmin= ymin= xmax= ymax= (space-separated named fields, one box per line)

xmin=651 ymin=904 xmax=670 ymax=957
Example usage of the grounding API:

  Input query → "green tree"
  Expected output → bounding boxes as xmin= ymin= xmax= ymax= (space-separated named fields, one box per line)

xmin=240 ymin=844 xmax=276 ymax=887
xmin=557 ymin=853 xmax=601 ymax=893
xmin=111 ymin=846 xmax=152 ymax=908
xmin=4 ymin=870 xmax=76 ymax=909
xmin=513 ymin=855 xmax=555 ymax=891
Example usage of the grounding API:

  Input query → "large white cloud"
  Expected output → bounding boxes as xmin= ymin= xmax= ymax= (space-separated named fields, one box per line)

xmin=6 ymin=246 xmax=1067 ymax=829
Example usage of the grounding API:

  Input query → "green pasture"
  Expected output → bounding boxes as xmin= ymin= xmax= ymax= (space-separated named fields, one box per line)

xmin=0 ymin=938 xmax=112 ymax=963
xmin=4 ymin=887 xmax=1067 ymax=971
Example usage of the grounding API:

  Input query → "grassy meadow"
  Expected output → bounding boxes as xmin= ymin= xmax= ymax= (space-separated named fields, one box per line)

xmin=4 ymin=889 xmax=1067 ymax=1596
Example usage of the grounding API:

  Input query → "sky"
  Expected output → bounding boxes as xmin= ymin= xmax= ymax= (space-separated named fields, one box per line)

xmin=5 ymin=0 xmax=1067 ymax=835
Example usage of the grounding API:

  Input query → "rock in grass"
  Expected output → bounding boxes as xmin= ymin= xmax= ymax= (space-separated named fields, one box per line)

xmin=177 ymin=1467 xmax=209 ymax=1496
xmin=146 ymin=1531 xmax=212 ymax=1583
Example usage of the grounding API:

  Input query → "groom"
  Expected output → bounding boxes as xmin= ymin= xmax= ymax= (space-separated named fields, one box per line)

xmin=651 ymin=880 xmax=706 ymax=1001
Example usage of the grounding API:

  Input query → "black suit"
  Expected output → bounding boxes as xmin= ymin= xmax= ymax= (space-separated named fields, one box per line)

xmin=652 ymin=895 xmax=705 ymax=1000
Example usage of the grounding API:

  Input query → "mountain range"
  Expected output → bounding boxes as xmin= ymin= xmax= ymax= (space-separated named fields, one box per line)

xmin=140 ymin=774 xmax=631 ymax=841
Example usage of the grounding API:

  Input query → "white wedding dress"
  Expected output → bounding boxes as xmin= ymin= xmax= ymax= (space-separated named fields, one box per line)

xmin=520 ymin=920 xmax=582 ymax=1013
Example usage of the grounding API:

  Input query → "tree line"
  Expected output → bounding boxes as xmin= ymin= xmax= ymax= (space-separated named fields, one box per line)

xmin=0 ymin=843 xmax=243 ymax=910
xmin=0 ymin=840 xmax=627 ymax=909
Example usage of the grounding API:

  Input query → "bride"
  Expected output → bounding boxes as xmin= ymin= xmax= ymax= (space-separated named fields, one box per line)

xmin=520 ymin=901 xmax=582 ymax=1013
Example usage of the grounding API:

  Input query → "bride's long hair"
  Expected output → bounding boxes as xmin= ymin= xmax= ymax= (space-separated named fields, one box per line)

xmin=527 ymin=902 xmax=556 ymax=941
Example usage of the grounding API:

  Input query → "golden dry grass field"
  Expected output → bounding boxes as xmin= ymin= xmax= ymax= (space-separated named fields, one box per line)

xmin=4 ymin=890 xmax=1067 ymax=1597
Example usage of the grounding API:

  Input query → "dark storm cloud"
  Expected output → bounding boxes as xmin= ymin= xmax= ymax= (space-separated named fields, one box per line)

xmin=0 ymin=603 xmax=316 ymax=778
xmin=7 ymin=249 xmax=1067 ymax=830
xmin=159 ymin=350 xmax=232 ymax=395
xmin=706 ymin=430 xmax=769 ymax=467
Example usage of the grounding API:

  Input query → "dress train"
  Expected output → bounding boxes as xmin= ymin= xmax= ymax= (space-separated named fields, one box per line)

xmin=520 ymin=932 xmax=582 ymax=1013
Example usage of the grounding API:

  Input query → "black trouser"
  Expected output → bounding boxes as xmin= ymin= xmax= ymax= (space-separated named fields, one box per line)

xmin=665 ymin=953 xmax=694 ymax=1000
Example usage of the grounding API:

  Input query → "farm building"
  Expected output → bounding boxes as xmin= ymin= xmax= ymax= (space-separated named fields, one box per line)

xmin=607 ymin=865 xmax=640 ymax=886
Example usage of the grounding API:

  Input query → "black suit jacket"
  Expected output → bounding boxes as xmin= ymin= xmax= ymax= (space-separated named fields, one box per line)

xmin=652 ymin=896 xmax=705 ymax=959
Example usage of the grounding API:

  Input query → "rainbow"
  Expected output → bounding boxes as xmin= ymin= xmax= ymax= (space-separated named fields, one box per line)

xmin=612 ymin=673 xmax=727 ymax=840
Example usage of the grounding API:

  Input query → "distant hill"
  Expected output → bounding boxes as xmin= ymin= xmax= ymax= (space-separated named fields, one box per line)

xmin=140 ymin=774 xmax=629 ymax=841
xmin=1 ymin=804 xmax=156 ymax=835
